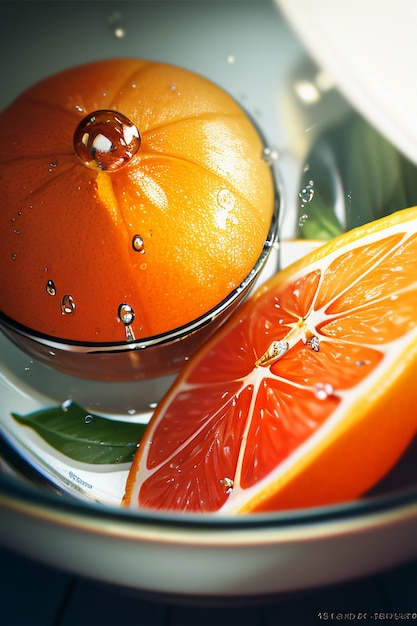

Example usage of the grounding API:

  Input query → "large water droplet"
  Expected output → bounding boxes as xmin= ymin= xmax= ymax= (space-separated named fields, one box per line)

xmin=73 ymin=110 xmax=140 ymax=171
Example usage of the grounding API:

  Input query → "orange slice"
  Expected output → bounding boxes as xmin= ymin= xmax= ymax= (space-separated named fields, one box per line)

xmin=123 ymin=207 xmax=417 ymax=514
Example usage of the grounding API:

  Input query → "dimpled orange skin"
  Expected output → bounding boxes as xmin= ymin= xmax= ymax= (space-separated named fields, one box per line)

xmin=0 ymin=59 xmax=274 ymax=343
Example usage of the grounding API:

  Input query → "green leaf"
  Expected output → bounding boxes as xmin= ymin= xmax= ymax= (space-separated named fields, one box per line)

xmin=342 ymin=115 xmax=403 ymax=229
xmin=12 ymin=402 xmax=147 ymax=464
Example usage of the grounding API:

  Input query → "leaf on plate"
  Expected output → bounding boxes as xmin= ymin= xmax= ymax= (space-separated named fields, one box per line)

xmin=11 ymin=402 xmax=147 ymax=464
xmin=298 ymin=112 xmax=417 ymax=239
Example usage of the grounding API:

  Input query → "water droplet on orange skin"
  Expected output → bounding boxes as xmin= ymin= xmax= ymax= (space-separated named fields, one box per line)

xmin=61 ymin=294 xmax=75 ymax=315
xmin=132 ymin=235 xmax=145 ymax=253
xmin=118 ymin=303 xmax=135 ymax=325
xmin=46 ymin=280 xmax=56 ymax=296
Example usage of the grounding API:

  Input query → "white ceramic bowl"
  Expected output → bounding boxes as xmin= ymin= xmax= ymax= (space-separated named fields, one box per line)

xmin=1 ymin=462 xmax=417 ymax=602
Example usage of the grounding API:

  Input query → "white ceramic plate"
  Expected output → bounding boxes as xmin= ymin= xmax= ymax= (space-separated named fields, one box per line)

xmin=277 ymin=0 xmax=417 ymax=165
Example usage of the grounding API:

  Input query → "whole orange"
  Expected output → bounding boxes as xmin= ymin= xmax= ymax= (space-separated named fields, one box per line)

xmin=0 ymin=59 xmax=275 ymax=345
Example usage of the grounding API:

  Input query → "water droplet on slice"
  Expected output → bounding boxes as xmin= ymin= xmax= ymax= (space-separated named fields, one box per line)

xmin=132 ymin=234 xmax=145 ymax=253
xmin=84 ymin=414 xmax=93 ymax=424
xmin=313 ymin=382 xmax=334 ymax=400
xmin=61 ymin=294 xmax=75 ymax=315
xmin=298 ymin=214 xmax=308 ymax=227
xmin=256 ymin=340 xmax=289 ymax=367
xmin=220 ymin=477 xmax=234 ymax=493
xmin=46 ymin=280 xmax=56 ymax=296
xmin=307 ymin=335 xmax=320 ymax=351
xmin=73 ymin=110 xmax=140 ymax=171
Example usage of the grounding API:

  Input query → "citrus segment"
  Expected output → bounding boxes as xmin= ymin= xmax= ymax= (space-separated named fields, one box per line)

xmin=123 ymin=207 xmax=417 ymax=514
xmin=0 ymin=59 xmax=275 ymax=342
xmin=314 ymin=233 xmax=404 ymax=310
